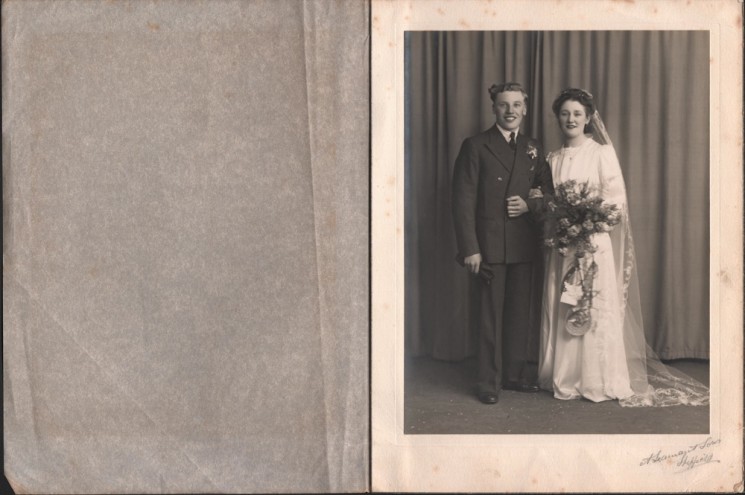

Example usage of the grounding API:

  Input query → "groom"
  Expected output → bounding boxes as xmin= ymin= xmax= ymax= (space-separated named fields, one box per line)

xmin=451 ymin=82 xmax=554 ymax=404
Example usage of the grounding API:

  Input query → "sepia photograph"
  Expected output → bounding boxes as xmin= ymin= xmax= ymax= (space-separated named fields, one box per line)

xmin=404 ymin=30 xmax=711 ymax=435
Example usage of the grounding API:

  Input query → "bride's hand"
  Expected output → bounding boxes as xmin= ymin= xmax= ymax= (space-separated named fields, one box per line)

xmin=528 ymin=188 xmax=544 ymax=199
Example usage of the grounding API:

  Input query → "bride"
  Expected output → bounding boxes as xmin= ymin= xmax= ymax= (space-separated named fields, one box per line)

xmin=536 ymin=88 xmax=709 ymax=407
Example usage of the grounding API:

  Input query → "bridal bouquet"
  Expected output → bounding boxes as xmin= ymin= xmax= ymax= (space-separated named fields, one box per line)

xmin=544 ymin=180 xmax=622 ymax=335
xmin=544 ymin=180 xmax=622 ymax=258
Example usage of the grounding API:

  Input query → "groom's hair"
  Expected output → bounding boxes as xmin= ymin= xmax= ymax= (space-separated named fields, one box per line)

xmin=488 ymin=82 xmax=528 ymax=103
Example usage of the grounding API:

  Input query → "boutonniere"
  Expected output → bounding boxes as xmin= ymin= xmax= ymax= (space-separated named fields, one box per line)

xmin=526 ymin=144 xmax=538 ymax=160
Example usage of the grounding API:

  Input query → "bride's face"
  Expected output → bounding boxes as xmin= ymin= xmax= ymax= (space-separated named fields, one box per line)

xmin=557 ymin=100 xmax=590 ymax=140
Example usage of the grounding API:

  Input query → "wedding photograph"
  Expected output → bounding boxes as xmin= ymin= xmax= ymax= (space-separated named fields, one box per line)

xmin=403 ymin=30 xmax=711 ymax=435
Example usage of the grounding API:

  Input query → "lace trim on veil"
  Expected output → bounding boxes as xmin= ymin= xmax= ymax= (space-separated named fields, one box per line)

xmin=617 ymin=215 xmax=709 ymax=408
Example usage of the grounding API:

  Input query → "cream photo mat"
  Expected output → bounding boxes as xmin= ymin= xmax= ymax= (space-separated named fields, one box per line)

xmin=370 ymin=0 xmax=743 ymax=492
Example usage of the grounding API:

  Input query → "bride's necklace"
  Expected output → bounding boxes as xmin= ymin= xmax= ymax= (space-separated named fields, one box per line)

xmin=560 ymin=139 xmax=587 ymax=162
xmin=559 ymin=146 xmax=580 ymax=167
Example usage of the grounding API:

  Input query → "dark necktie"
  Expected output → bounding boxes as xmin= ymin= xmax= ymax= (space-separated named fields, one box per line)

xmin=508 ymin=132 xmax=516 ymax=151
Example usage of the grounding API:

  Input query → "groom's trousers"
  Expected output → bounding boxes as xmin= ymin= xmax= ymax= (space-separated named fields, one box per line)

xmin=477 ymin=261 xmax=535 ymax=394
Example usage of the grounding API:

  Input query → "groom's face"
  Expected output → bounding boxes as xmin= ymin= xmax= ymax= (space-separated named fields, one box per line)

xmin=492 ymin=91 xmax=527 ymax=132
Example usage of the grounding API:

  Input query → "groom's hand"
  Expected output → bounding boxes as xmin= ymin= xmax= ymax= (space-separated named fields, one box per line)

xmin=464 ymin=253 xmax=482 ymax=274
xmin=507 ymin=196 xmax=528 ymax=217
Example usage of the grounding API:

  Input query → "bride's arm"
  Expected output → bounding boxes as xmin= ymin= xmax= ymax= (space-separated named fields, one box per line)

xmin=598 ymin=145 xmax=627 ymax=209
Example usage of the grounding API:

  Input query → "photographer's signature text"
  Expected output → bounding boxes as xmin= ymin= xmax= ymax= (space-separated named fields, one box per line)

xmin=640 ymin=437 xmax=721 ymax=472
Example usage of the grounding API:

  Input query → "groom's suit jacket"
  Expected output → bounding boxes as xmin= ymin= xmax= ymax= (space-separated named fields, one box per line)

xmin=452 ymin=126 xmax=554 ymax=264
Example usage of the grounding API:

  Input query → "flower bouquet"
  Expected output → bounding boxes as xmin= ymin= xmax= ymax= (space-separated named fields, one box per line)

xmin=544 ymin=180 xmax=622 ymax=335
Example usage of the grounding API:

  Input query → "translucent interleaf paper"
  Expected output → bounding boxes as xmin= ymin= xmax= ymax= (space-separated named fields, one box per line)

xmin=3 ymin=1 xmax=369 ymax=492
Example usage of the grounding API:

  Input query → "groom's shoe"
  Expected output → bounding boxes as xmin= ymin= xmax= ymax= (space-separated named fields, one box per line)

xmin=502 ymin=381 xmax=540 ymax=393
xmin=477 ymin=391 xmax=499 ymax=404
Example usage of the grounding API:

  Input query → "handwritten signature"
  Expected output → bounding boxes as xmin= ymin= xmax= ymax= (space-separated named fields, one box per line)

xmin=640 ymin=437 xmax=721 ymax=472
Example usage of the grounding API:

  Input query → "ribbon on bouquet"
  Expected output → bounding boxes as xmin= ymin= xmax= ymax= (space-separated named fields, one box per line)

xmin=560 ymin=253 xmax=598 ymax=336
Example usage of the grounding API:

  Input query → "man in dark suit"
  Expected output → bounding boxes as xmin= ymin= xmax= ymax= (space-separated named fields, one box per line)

xmin=451 ymin=82 xmax=554 ymax=404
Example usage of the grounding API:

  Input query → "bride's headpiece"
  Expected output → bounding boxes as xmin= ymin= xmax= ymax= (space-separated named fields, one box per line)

xmin=560 ymin=88 xmax=593 ymax=100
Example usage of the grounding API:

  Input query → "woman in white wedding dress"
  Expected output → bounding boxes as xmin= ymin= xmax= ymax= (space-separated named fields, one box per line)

xmin=537 ymin=88 xmax=709 ymax=407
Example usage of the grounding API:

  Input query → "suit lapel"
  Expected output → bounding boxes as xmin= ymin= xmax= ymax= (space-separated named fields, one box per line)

xmin=505 ymin=133 xmax=533 ymax=193
xmin=484 ymin=126 xmax=515 ymax=173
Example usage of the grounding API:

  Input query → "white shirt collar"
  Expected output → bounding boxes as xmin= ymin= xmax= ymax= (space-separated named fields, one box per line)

xmin=495 ymin=124 xmax=518 ymax=143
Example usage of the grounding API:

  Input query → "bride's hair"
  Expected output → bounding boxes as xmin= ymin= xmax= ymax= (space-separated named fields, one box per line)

xmin=552 ymin=88 xmax=596 ymax=133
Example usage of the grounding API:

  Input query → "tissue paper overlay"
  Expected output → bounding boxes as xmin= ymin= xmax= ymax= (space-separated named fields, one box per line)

xmin=3 ymin=0 xmax=369 ymax=492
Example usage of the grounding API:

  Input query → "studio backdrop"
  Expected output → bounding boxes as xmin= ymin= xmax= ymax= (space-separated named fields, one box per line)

xmin=405 ymin=31 xmax=710 ymax=361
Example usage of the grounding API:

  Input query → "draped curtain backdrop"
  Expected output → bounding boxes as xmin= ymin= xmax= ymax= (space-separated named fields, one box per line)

xmin=405 ymin=31 xmax=709 ymax=361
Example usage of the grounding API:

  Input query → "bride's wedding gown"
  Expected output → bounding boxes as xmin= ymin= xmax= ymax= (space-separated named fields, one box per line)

xmin=538 ymin=138 xmax=637 ymax=402
xmin=537 ymin=127 xmax=708 ymax=407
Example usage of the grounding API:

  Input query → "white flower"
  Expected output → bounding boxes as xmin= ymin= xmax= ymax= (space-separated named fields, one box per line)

xmin=561 ymin=283 xmax=583 ymax=306
xmin=526 ymin=144 xmax=538 ymax=159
